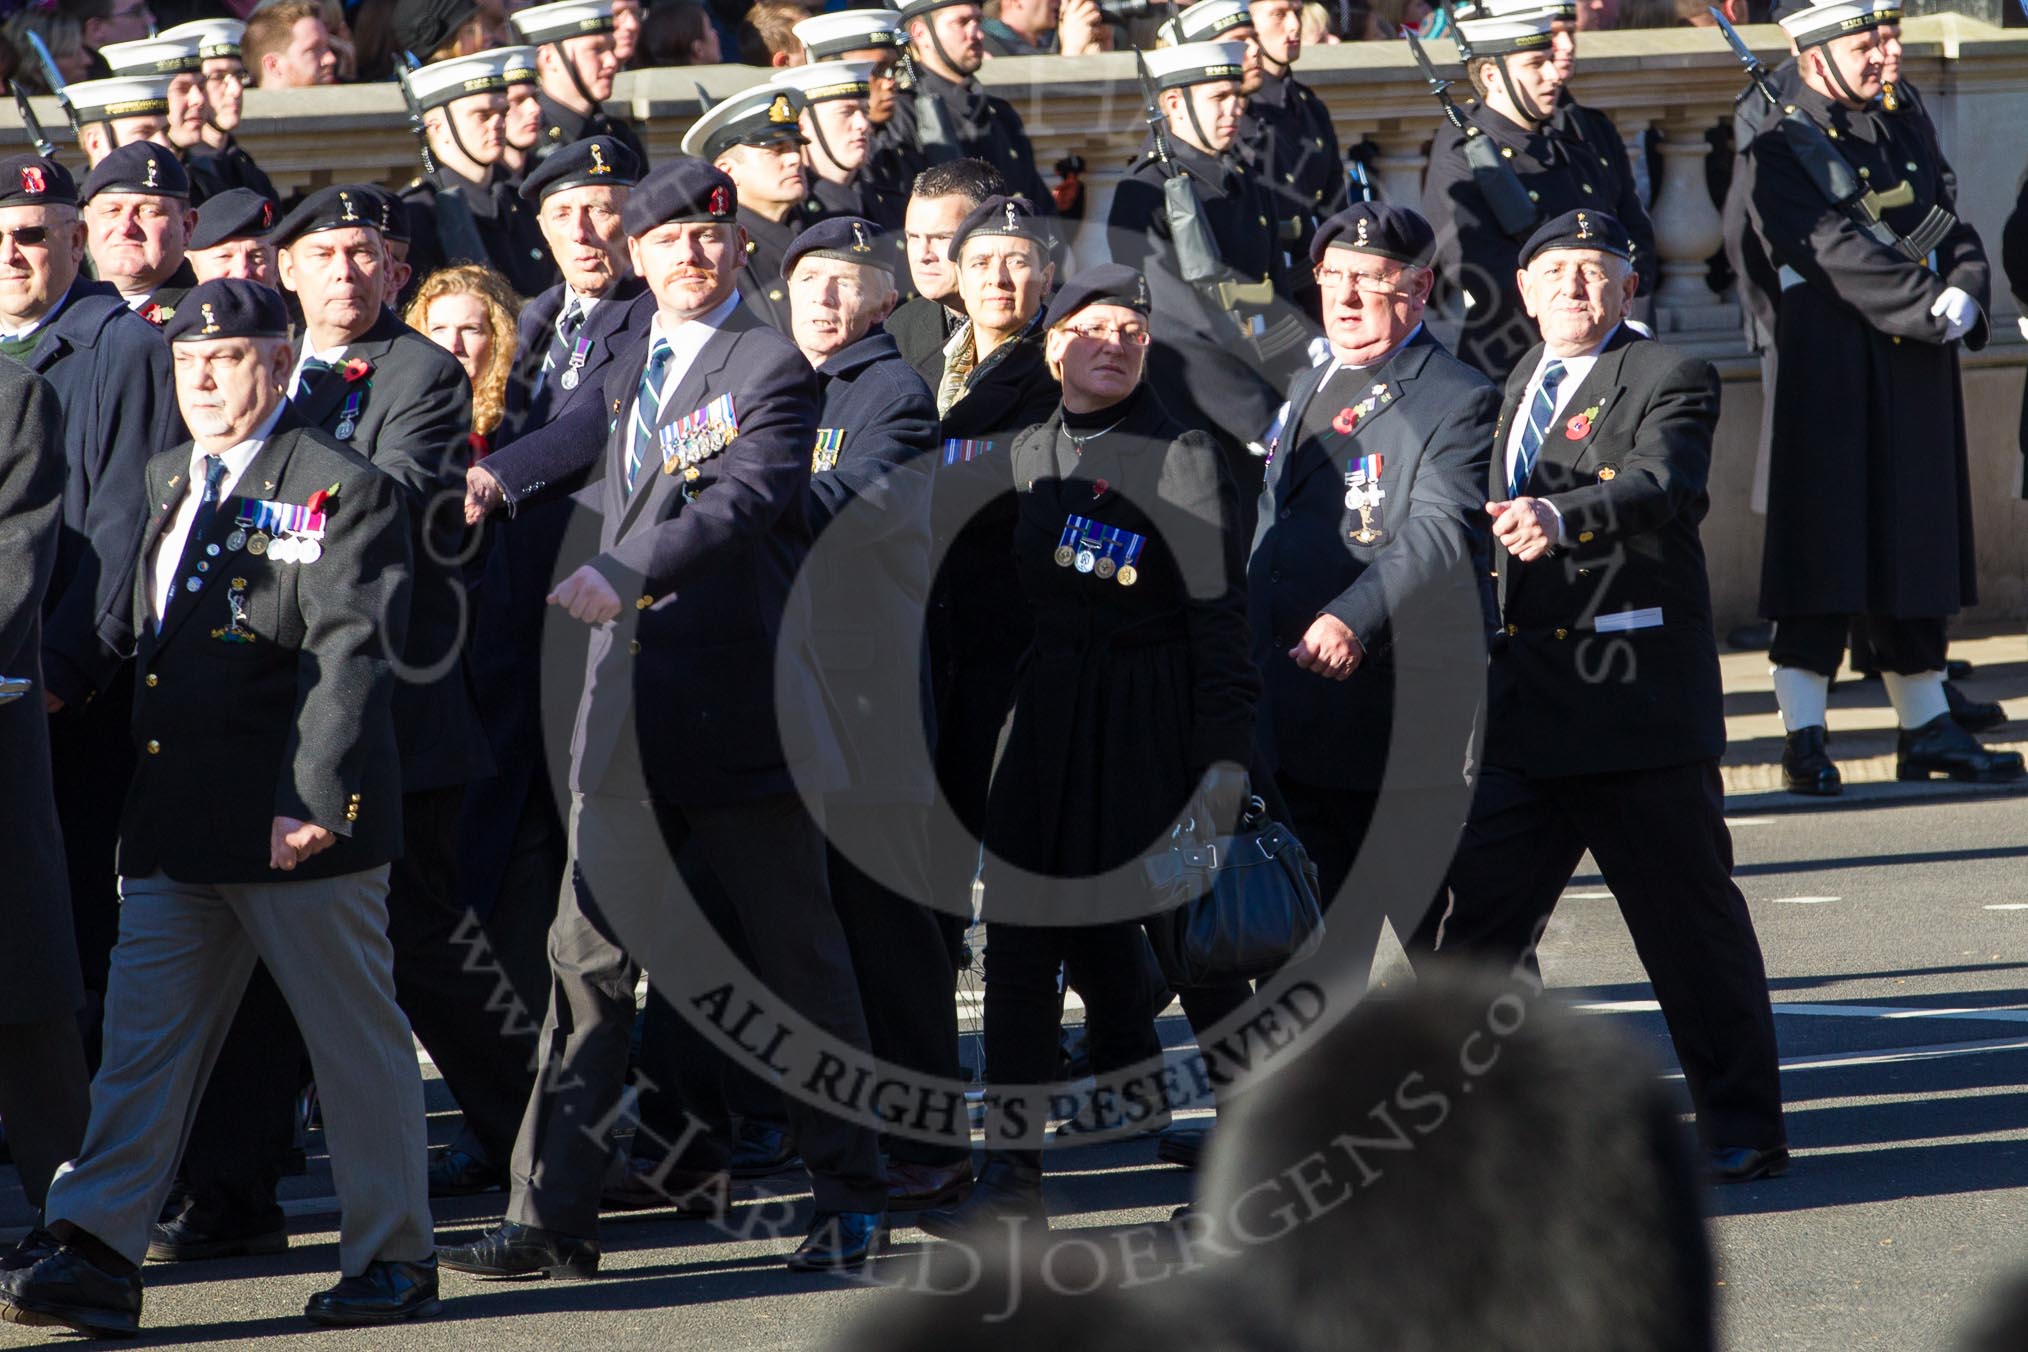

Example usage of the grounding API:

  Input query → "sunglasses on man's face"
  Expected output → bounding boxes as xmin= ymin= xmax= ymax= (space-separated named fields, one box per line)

xmin=0 ymin=226 xmax=54 ymax=249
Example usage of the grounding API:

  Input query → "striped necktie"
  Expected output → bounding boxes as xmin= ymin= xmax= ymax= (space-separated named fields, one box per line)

xmin=543 ymin=296 xmax=585 ymax=379
xmin=173 ymin=455 xmax=227 ymax=596
xmin=295 ymin=357 xmax=335 ymax=402
xmin=626 ymin=337 xmax=674 ymax=492
xmin=1508 ymin=358 xmax=1567 ymax=499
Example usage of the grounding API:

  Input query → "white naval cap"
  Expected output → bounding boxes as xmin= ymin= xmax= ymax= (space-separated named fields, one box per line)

xmin=1778 ymin=0 xmax=1889 ymax=47
xmin=495 ymin=44 xmax=540 ymax=86
xmin=62 ymin=74 xmax=173 ymax=125
xmin=1157 ymin=0 xmax=1253 ymax=45
xmin=404 ymin=49 xmax=510 ymax=111
xmin=99 ymin=34 xmax=205 ymax=76
xmin=770 ymin=60 xmax=876 ymax=104
xmin=1143 ymin=39 xmax=1248 ymax=90
xmin=1453 ymin=6 xmax=1558 ymax=55
xmin=157 ymin=17 xmax=245 ymax=59
xmin=679 ymin=82 xmax=807 ymax=159
xmin=510 ymin=0 xmax=617 ymax=44
xmin=1467 ymin=0 xmax=1575 ymax=21
xmin=793 ymin=7 xmax=901 ymax=60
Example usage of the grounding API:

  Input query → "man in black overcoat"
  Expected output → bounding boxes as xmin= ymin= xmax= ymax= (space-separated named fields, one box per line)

xmin=1740 ymin=0 xmax=2020 ymax=793
xmin=0 ymin=153 xmax=180 ymax=1045
xmin=2 ymin=280 xmax=439 ymax=1335
xmin=880 ymin=0 xmax=1053 ymax=207
xmin=451 ymin=157 xmax=888 ymax=1274
xmin=1426 ymin=210 xmax=1787 ymax=1185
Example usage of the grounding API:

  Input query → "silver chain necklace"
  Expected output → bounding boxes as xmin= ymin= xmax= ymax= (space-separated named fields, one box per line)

xmin=1065 ymin=415 xmax=1127 ymax=455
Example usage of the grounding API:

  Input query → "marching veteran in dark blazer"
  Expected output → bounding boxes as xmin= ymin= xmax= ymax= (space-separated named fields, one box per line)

xmin=453 ymin=157 xmax=888 ymax=1275
xmin=1247 ymin=202 xmax=1499 ymax=970
xmin=0 ymin=354 xmax=91 ymax=1219
xmin=922 ymin=265 xmax=1260 ymax=1235
xmin=1426 ymin=210 xmax=1787 ymax=1186
xmin=781 ymin=216 xmax=973 ymax=1211
xmin=0 ymin=280 xmax=440 ymax=1336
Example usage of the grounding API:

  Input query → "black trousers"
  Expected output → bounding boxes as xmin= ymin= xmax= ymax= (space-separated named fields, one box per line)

xmin=507 ymin=791 xmax=885 ymax=1235
xmin=50 ymin=668 xmax=134 ymax=1004
xmin=1430 ymin=760 xmax=1785 ymax=1151
xmin=0 ymin=1012 xmax=91 ymax=1212
xmin=982 ymin=919 xmax=1164 ymax=1172
xmin=1278 ymin=775 xmax=1452 ymax=959
xmin=829 ymin=802 xmax=967 ymax=1167
xmin=1770 ymin=614 xmax=1947 ymax=678
xmin=928 ymin=649 xmax=1023 ymax=918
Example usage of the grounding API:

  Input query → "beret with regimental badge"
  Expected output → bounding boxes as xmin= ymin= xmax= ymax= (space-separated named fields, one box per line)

xmin=1311 ymin=202 xmax=1437 ymax=267
xmin=781 ymin=216 xmax=895 ymax=279
xmin=620 ymin=156 xmax=739 ymax=237
xmin=189 ymin=188 xmax=278 ymax=251
xmin=520 ymin=135 xmax=641 ymax=202
xmin=157 ymin=17 xmax=245 ymax=60
xmin=353 ymin=185 xmax=410 ymax=243
xmin=268 ymin=184 xmax=384 ymax=249
xmin=1519 ymin=208 xmax=1635 ymax=267
xmin=160 ymin=278 xmax=291 ymax=342
xmin=1157 ymin=0 xmax=1253 ymax=44
xmin=794 ymin=8 xmax=900 ymax=60
xmin=945 ymin=193 xmax=1052 ymax=261
xmin=679 ymin=82 xmax=808 ymax=159
xmin=81 ymin=142 xmax=189 ymax=202
xmin=0 ymin=154 xmax=77 ymax=208
xmin=1041 ymin=263 xmax=1151 ymax=330
xmin=512 ymin=0 xmax=617 ymax=44
xmin=62 ymin=74 xmax=172 ymax=125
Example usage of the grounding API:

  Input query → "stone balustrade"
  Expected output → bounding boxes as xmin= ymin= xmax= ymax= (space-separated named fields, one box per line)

xmin=1 ymin=14 xmax=2023 ymax=626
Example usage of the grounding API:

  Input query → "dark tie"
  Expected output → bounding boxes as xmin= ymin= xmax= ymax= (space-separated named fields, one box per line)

xmin=547 ymin=297 xmax=585 ymax=372
xmin=627 ymin=338 xmax=674 ymax=492
xmin=173 ymin=454 xmax=227 ymax=598
xmin=294 ymin=357 xmax=335 ymax=402
xmin=1509 ymin=358 xmax=1567 ymax=499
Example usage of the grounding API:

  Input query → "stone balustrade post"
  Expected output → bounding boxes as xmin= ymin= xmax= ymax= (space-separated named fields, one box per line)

xmin=1648 ymin=106 xmax=1733 ymax=331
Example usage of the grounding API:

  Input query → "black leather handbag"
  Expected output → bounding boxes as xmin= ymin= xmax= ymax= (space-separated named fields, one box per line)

xmin=1143 ymin=797 xmax=1325 ymax=987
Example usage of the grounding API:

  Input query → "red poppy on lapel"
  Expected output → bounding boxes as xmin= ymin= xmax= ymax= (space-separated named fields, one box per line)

xmin=1091 ymin=478 xmax=1108 ymax=497
xmin=341 ymin=358 xmax=372 ymax=383
xmin=1564 ymin=412 xmax=1592 ymax=440
xmin=1332 ymin=407 xmax=1358 ymax=435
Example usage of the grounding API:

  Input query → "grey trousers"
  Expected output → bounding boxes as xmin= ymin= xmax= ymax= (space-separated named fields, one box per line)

xmin=44 ymin=868 xmax=433 ymax=1276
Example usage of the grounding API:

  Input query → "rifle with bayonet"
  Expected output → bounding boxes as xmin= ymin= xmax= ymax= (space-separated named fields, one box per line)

xmin=8 ymin=82 xmax=54 ymax=159
xmin=23 ymin=32 xmax=79 ymax=147
xmin=1406 ymin=28 xmax=1536 ymax=237
xmin=1709 ymin=8 xmax=1945 ymax=265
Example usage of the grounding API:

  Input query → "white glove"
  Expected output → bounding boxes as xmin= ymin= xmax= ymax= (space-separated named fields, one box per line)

xmin=2017 ymin=314 xmax=2028 ymax=343
xmin=1930 ymin=286 xmax=1978 ymax=342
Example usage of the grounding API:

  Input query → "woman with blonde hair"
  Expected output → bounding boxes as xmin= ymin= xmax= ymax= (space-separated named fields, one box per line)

xmin=404 ymin=263 xmax=524 ymax=454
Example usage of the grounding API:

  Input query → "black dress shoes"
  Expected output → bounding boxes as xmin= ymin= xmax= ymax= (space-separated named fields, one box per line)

xmin=600 ymin=1158 xmax=730 ymax=1217
xmin=1708 ymin=1146 xmax=1790 ymax=1183
xmin=918 ymin=1158 xmax=1046 ymax=1238
xmin=0 ymin=1229 xmax=60 ymax=1272
xmin=1897 ymin=714 xmax=2026 ymax=784
xmin=1782 ymin=726 xmax=1843 ymax=796
xmin=146 ymin=1213 xmax=289 ymax=1262
xmin=1944 ymin=682 xmax=2007 ymax=734
xmin=786 ymin=1211 xmax=886 ymax=1272
xmin=428 ymin=1143 xmax=508 ymax=1197
xmin=884 ymin=1159 xmax=973 ymax=1211
xmin=437 ymin=1222 xmax=600 ymax=1280
xmin=1155 ymin=1125 xmax=1210 ymax=1170
xmin=304 ymin=1256 xmax=442 ymax=1326
xmin=0 ymin=1243 xmax=144 ymax=1338
xmin=728 ymin=1120 xmax=801 ymax=1179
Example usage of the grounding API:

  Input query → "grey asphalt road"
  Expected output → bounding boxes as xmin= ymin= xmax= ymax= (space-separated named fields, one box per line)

xmin=3 ymin=781 xmax=2026 ymax=1351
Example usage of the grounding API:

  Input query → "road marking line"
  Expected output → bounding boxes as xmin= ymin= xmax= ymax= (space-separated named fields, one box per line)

xmin=1564 ymin=889 xmax=1614 ymax=900
xmin=1773 ymin=895 xmax=1841 ymax=904
xmin=1579 ymin=999 xmax=2028 ymax=1024
xmin=1725 ymin=817 xmax=1777 ymax=827
xmin=1985 ymin=904 xmax=2028 ymax=911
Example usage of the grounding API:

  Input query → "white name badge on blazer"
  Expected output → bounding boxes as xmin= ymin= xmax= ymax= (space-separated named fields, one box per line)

xmin=1595 ymin=607 xmax=1663 ymax=634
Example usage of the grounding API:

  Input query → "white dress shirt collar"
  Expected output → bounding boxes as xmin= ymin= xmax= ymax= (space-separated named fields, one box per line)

xmin=643 ymin=289 xmax=741 ymax=409
xmin=149 ymin=404 xmax=287 ymax=627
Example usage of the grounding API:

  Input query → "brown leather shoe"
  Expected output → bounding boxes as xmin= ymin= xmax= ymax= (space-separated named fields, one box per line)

xmin=885 ymin=1160 xmax=973 ymax=1211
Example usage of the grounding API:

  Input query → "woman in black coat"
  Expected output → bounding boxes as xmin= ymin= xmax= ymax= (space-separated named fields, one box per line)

xmin=920 ymin=265 xmax=1260 ymax=1232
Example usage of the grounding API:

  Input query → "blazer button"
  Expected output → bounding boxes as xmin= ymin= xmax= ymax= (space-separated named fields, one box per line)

xmin=628 ymin=640 xmax=642 ymax=654
xmin=636 ymin=595 xmax=652 ymax=610
xmin=1504 ymin=624 xmax=1517 ymax=637
xmin=144 ymin=672 xmax=158 ymax=687
xmin=1578 ymin=531 xmax=1595 ymax=544
xmin=1278 ymin=508 xmax=1291 ymax=521
xmin=146 ymin=739 xmax=161 ymax=755
xmin=1555 ymin=627 xmax=1568 ymax=640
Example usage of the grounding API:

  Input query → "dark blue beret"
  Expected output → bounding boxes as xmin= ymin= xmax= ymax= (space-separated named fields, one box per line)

xmin=521 ymin=135 xmax=642 ymax=204
xmin=1311 ymin=202 xmax=1436 ymax=268
xmin=80 ymin=142 xmax=188 ymax=203
xmin=397 ymin=0 xmax=479 ymax=59
xmin=781 ymin=216 xmax=893 ymax=279
xmin=269 ymin=184 xmax=384 ymax=249
xmin=161 ymin=278 xmax=291 ymax=342
xmin=1519 ymin=208 xmax=1635 ymax=269
xmin=945 ymin=194 xmax=1051 ymax=262
xmin=353 ymin=185 xmax=409 ymax=243
xmin=189 ymin=187 xmax=277 ymax=251
xmin=1041 ymin=263 xmax=1150 ymax=330
xmin=0 ymin=155 xmax=76 ymax=208
xmin=620 ymin=156 xmax=737 ymax=237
